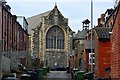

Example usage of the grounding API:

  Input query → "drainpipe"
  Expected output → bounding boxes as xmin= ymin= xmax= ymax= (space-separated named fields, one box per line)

xmin=90 ymin=0 xmax=94 ymax=73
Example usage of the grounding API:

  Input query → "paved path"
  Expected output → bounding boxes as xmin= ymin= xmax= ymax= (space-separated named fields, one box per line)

xmin=44 ymin=71 xmax=73 ymax=80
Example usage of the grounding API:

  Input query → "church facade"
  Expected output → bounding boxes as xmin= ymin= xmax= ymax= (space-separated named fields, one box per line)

xmin=27 ymin=5 xmax=73 ymax=67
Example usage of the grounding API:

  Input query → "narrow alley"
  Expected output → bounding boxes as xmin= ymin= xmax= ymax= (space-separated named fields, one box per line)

xmin=0 ymin=0 xmax=119 ymax=80
xmin=44 ymin=71 xmax=72 ymax=80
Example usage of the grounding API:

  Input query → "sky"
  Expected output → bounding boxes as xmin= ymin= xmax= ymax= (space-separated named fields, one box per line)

xmin=6 ymin=0 xmax=116 ymax=33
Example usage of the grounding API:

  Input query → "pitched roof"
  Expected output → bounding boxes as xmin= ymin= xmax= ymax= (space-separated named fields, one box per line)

xmin=75 ymin=29 xmax=89 ymax=40
xmin=27 ymin=5 xmax=66 ymax=34
xmin=94 ymin=27 xmax=111 ymax=39
xmin=27 ymin=10 xmax=51 ymax=34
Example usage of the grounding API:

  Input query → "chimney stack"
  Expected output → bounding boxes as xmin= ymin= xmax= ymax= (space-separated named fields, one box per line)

xmin=13 ymin=15 xmax=17 ymax=20
xmin=6 ymin=5 xmax=11 ymax=12
xmin=0 ymin=0 xmax=7 ymax=6
xmin=97 ymin=18 xmax=101 ymax=27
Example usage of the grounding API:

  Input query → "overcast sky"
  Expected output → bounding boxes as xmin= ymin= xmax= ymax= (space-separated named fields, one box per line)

xmin=6 ymin=0 xmax=116 ymax=32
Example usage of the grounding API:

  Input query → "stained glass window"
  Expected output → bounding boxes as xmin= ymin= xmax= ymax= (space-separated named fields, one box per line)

xmin=46 ymin=26 xmax=64 ymax=49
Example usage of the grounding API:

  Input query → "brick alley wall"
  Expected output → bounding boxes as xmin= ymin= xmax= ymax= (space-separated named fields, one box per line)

xmin=0 ymin=3 xmax=29 ymax=52
xmin=0 ymin=2 xmax=30 ymax=73
xmin=111 ymin=4 xmax=120 ymax=79
xmin=94 ymin=28 xmax=111 ymax=79
xmin=98 ymin=41 xmax=110 ymax=78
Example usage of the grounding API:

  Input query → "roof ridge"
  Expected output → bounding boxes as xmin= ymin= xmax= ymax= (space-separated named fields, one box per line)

xmin=27 ymin=10 xmax=51 ymax=19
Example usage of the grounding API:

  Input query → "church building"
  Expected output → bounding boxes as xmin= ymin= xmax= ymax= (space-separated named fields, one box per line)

xmin=27 ymin=5 xmax=73 ymax=68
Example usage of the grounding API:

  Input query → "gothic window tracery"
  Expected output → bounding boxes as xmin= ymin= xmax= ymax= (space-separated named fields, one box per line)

xmin=46 ymin=26 xmax=64 ymax=49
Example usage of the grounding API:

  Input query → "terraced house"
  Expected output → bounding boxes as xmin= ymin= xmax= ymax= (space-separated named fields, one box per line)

xmin=0 ymin=0 xmax=29 ymax=79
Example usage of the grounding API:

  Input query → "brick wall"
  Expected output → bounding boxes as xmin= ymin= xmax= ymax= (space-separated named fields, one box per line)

xmin=94 ymin=31 xmax=99 ymax=78
xmin=94 ymin=30 xmax=110 ymax=79
xmin=1 ymin=5 xmax=29 ymax=52
xmin=98 ymin=41 xmax=110 ymax=78
xmin=111 ymin=5 xmax=120 ymax=79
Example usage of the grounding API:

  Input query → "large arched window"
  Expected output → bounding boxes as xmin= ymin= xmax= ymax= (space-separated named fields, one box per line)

xmin=46 ymin=26 xmax=64 ymax=49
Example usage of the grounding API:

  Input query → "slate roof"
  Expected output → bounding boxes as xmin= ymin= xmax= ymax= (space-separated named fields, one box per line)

xmin=27 ymin=10 xmax=51 ymax=34
xmin=94 ymin=27 xmax=111 ymax=39
xmin=75 ymin=29 xmax=89 ymax=40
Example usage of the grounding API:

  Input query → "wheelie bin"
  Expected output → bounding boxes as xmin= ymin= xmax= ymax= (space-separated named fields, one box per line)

xmin=42 ymin=67 xmax=47 ymax=75
xmin=20 ymin=74 xmax=30 ymax=80
xmin=76 ymin=71 xmax=84 ymax=80
xmin=27 ymin=70 xmax=37 ymax=80
xmin=37 ymin=69 xmax=44 ymax=79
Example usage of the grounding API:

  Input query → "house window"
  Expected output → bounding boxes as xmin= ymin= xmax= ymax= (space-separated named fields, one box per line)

xmin=46 ymin=25 xmax=64 ymax=49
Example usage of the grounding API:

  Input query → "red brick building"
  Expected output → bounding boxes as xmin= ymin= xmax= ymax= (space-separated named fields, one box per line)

xmin=0 ymin=1 xmax=29 ymax=52
xmin=83 ymin=30 xmax=94 ymax=72
xmin=90 ymin=2 xmax=120 ymax=79
xmin=94 ymin=27 xmax=111 ymax=79
xmin=0 ymin=1 xmax=29 ymax=72
xmin=109 ymin=2 xmax=120 ymax=80
xmin=98 ymin=1 xmax=120 ymax=80
xmin=72 ymin=19 xmax=90 ymax=71
xmin=91 ymin=6 xmax=115 ymax=79
xmin=82 ymin=48 xmax=90 ymax=72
